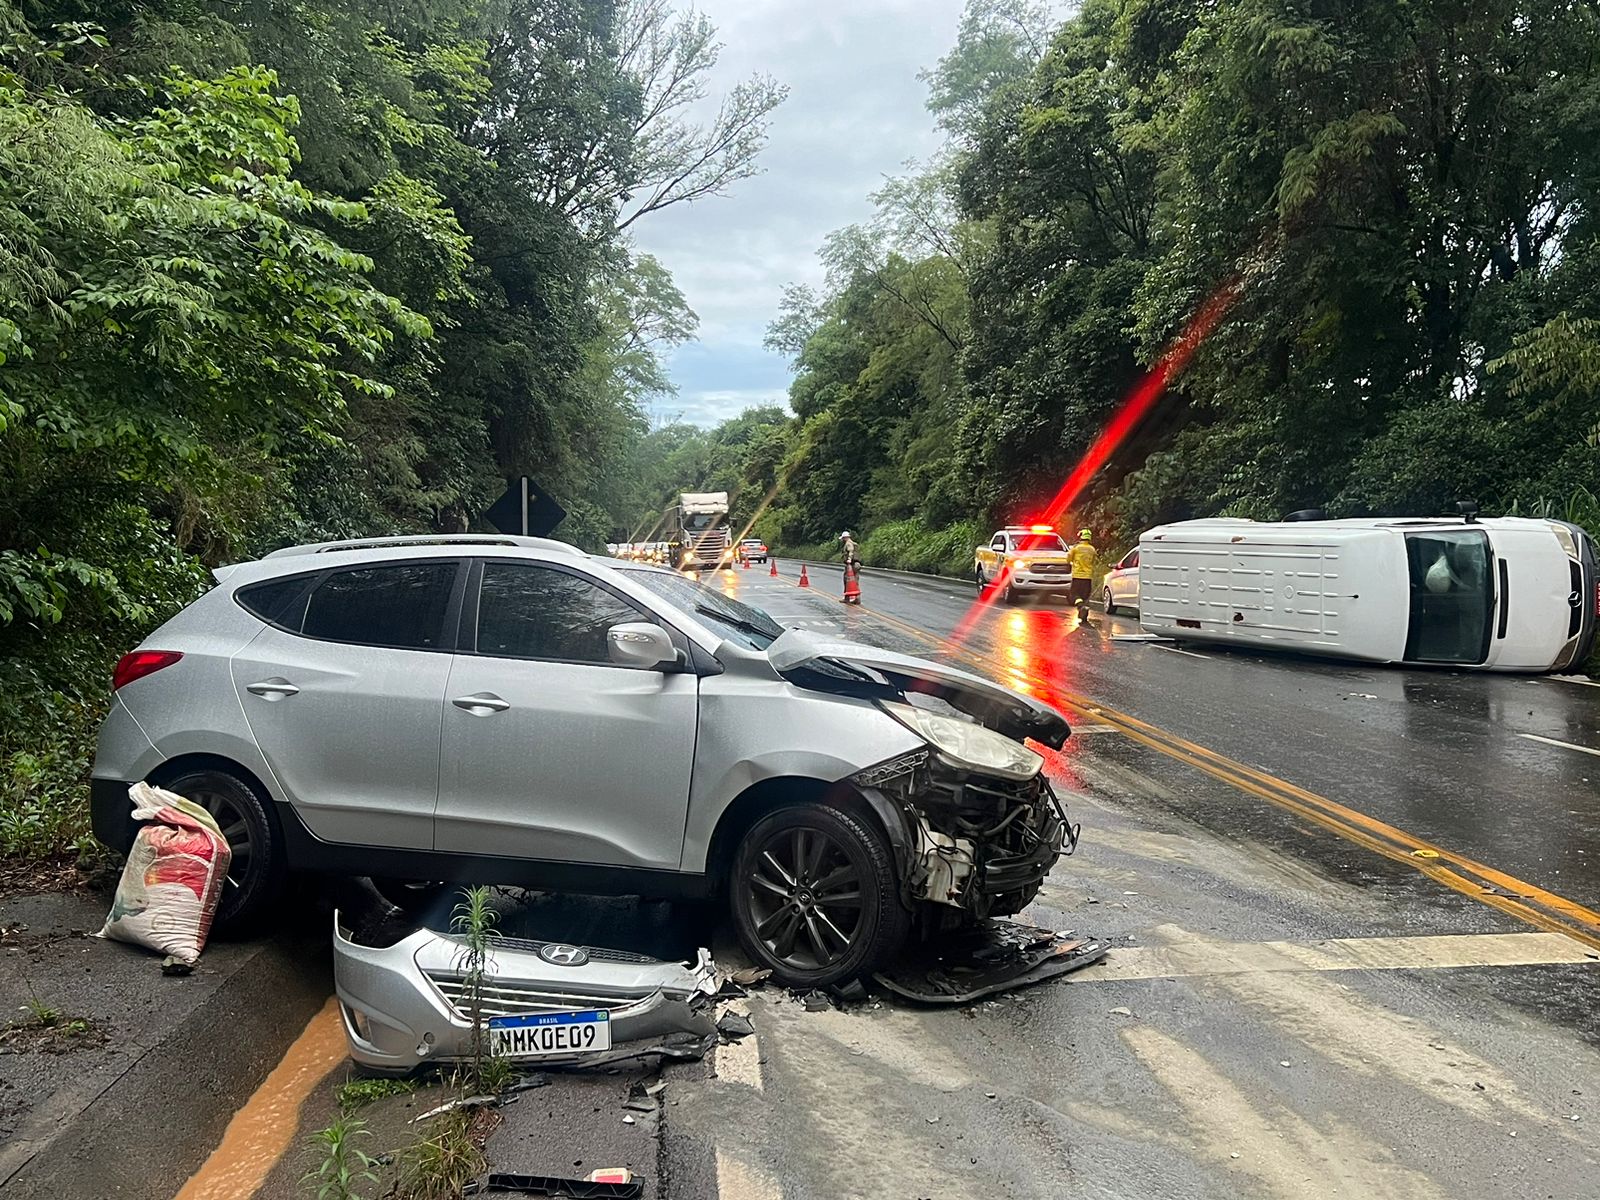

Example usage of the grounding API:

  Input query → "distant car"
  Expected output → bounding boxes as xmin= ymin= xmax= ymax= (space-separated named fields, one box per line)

xmin=91 ymin=535 xmax=1073 ymax=989
xmin=740 ymin=538 xmax=768 ymax=563
xmin=1102 ymin=549 xmax=1140 ymax=615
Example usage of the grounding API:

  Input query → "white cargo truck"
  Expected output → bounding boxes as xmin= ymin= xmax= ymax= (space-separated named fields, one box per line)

xmin=677 ymin=491 xmax=732 ymax=570
xmin=1137 ymin=515 xmax=1596 ymax=673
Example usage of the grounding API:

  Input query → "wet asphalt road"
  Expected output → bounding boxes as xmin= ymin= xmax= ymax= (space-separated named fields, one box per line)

xmin=651 ymin=563 xmax=1600 ymax=1199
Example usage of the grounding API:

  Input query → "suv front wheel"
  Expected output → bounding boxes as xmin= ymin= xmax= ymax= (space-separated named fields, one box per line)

xmin=729 ymin=804 xmax=909 ymax=988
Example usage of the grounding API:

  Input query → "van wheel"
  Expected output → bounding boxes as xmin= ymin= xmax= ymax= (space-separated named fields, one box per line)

xmin=730 ymin=804 xmax=909 ymax=988
xmin=156 ymin=768 xmax=283 ymax=931
xmin=1103 ymin=587 xmax=1115 ymax=615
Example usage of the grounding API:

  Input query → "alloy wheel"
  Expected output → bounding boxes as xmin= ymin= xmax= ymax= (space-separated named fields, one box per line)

xmin=745 ymin=826 xmax=864 ymax=971
xmin=190 ymin=785 xmax=253 ymax=893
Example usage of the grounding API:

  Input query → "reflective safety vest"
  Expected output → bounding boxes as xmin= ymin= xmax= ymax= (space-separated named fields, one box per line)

xmin=1067 ymin=541 xmax=1096 ymax=578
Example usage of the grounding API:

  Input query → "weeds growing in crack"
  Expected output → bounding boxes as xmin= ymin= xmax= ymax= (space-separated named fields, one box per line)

xmin=396 ymin=1110 xmax=484 ymax=1200
xmin=450 ymin=885 xmax=502 ymax=1094
xmin=302 ymin=1114 xmax=377 ymax=1200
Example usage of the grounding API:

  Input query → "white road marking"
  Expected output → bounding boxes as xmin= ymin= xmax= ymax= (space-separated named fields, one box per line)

xmin=712 ymin=1029 xmax=763 ymax=1092
xmin=1518 ymin=732 xmax=1600 ymax=759
xmin=1074 ymin=931 xmax=1597 ymax=983
xmin=715 ymin=1149 xmax=782 ymax=1200
xmin=1156 ymin=644 xmax=1212 ymax=660
xmin=1071 ymin=724 xmax=1121 ymax=734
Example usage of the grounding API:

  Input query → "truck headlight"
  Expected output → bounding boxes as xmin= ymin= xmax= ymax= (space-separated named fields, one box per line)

xmin=879 ymin=701 xmax=1043 ymax=781
xmin=1552 ymin=523 xmax=1579 ymax=559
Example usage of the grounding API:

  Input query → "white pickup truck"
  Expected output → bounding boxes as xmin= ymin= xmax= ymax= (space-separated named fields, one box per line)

xmin=973 ymin=526 xmax=1079 ymax=603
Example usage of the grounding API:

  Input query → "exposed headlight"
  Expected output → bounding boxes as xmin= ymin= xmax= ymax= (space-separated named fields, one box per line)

xmin=1011 ymin=558 xmax=1033 ymax=571
xmin=879 ymin=700 xmax=1043 ymax=781
xmin=1551 ymin=523 xmax=1579 ymax=559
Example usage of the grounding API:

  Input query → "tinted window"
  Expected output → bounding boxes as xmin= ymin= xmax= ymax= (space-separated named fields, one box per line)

xmin=302 ymin=563 xmax=457 ymax=650
xmin=1013 ymin=533 xmax=1067 ymax=552
xmin=1403 ymin=531 xmax=1492 ymax=664
xmin=625 ymin=567 xmax=782 ymax=650
xmin=476 ymin=564 xmax=643 ymax=664
xmin=236 ymin=575 xmax=313 ymax=628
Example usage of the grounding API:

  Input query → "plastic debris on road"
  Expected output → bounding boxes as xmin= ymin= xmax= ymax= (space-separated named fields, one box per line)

xmin=872 ymin=919 xmax=1110 ymax=1004
xmin=97 ymin=782 xmax=230 ymax=967
xmin=465 ymin=1171 xmax=642 ymax=1198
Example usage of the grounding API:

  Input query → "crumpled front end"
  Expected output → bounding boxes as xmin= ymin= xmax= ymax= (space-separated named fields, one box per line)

xmin=854 ymin=749 xmax=1078 ymax=919
xmin=332 ymin=915 xmax=718 ymax=1073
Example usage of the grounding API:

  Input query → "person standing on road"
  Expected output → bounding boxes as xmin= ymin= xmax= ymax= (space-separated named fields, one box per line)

xmin=840 ymin=530 xmax=863 ymax=604
xmin=1068 ymin=528 xmax=1097 ymax=614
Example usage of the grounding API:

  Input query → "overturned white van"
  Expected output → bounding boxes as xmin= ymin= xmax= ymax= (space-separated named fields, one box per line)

xmin=1137 ymin=516 xmax=1597 ymax=673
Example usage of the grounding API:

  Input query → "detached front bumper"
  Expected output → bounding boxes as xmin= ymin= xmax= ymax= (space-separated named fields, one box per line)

xmin=332 ymin=915 xmax=718 ymax=1073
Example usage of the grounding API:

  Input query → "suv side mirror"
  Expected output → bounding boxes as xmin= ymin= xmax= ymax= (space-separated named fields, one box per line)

xmin=606 ymin=622 xmax=678 ymax=670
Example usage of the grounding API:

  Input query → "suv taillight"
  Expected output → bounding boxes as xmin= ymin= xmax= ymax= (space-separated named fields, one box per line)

xmin=113 ymin=650 xmax=183 ymax=691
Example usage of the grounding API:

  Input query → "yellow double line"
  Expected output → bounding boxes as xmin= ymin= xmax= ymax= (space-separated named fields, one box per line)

xmin=853 ymin=598 xmax=1600 ymax=954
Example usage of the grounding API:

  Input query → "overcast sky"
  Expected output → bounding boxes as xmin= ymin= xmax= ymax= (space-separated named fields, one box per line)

xmin=630 ymin=0 xmax=969 ymax=427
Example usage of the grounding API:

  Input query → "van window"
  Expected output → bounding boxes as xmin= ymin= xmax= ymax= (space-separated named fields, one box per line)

xmin=1402 ymin=531 xmax=1492 ymax=665
xmin=302 ymin=563 xmax=458 ymax=650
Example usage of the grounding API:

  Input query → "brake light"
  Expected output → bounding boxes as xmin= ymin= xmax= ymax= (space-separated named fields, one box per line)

xmin=113 ymin=650 xmax=183 ymax=691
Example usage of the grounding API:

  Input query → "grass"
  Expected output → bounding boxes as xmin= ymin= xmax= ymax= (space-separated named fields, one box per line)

xmin=450 ymin=886 xmax=505 ymax=1095
xmin=395 ymin=1110 xmax=484 ymax=1200
xmin=336 ymin=1077 xmax=417 ymax=1112
xmin=302 ymin=1115 xmax=378 ymax=1200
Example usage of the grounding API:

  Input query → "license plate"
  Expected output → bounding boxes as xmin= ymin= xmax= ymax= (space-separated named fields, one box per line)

xmin=487 ymin=1009 xmax=611 ymax=1058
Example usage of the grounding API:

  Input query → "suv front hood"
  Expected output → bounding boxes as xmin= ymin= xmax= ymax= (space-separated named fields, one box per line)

xmin=768 ymin=629 xmax=1070 ymax=749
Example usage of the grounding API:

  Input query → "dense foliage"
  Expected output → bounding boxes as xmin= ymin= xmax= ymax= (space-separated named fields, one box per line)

xmin=677 ymin=0 xmax=1600 ymax=582
xmin=0 ymin=0 xmax=781 ymax=856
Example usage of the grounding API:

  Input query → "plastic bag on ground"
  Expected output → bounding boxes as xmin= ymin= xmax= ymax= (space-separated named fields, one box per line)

xmin=97 ymin=782 xmax=232 ymax=966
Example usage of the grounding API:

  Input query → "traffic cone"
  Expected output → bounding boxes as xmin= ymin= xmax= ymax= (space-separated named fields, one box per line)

xmin=843 ymin=561 xmax=861 ymax=605
xmin=769 ymin=557 xmax=778 ymax=576
xmin=798 ymin=564 xmax=810 ymax=588
xmin=741 ymin=554 xmax=749 ymax=570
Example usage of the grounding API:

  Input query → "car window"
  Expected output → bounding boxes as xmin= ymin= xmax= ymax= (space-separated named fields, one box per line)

xmin=236 ymin=574 xmax=315 ymax=629
xmin=302 ymin=562 xmax=457 ymax=649
xmin=623 ymin=568 xmax=782 ymax=650
xmin=992 ymin=536 xmax=1007 ymax=550
xmin=1119 ymin=550 xmax=1138 ymax=570
xmin=1013 ymin=533 xmax=1067 ymax=552
xmin=476 ymin=563 xmax=644 ymax=664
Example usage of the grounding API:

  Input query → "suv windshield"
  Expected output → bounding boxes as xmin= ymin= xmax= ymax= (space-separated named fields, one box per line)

xmin=623 ymin=568 xmax=784 ymax=650
xmin=1402 ymin=530 xmax=1493 ymax=665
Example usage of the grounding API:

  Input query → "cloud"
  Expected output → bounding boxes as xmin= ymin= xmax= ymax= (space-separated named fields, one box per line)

xmin=632 ymin=0 xmax=967 ymax=427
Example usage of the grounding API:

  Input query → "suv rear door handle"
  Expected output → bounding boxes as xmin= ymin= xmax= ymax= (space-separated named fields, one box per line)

xmin=246 ymin=678 xmax=299 ymax=699
xmin=452 ymin=693 xmax=510 ymax=714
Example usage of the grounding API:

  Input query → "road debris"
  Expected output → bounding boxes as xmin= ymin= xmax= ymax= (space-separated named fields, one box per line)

xmin=411 ymin=1094 xmax=497 ymax=1123
xmin=97 ymin=783 xmax=230 ymax=968
xmin=728 ymin=966 xmax=773 ymax=986
xmin=465 ymin=1170 xmax=643 ymax=1197
xmin=873 ymin=920 xmax=1110 ymax=1005
xmin=716 ymin=1011 xmax=755 ymax=1040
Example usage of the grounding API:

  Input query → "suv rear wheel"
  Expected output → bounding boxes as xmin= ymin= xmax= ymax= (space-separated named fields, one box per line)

xmin=157 ymin=767 xmax=283 ymax=931
xmin=729 ymin=804 xmax=909 ymax=988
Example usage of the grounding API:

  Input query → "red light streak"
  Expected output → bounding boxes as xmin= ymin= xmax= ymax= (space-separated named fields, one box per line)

xmin=954 ymin=282 xmax=1238 ymax=645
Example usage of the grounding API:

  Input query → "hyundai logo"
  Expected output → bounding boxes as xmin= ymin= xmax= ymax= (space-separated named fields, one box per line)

xmin=538 ymin=943 xmax=589 ymax=967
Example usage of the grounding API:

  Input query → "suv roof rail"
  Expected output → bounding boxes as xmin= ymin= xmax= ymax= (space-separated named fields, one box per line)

xmin=263 ymin=534 xmax=583 ymax=559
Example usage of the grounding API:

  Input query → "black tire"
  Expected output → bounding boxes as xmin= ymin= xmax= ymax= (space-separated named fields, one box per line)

xmin=371 ymin=878 xmax=452 ymax=918
xmin=1103 ymin=587 xmax=1116 ymax=615
xmin=975 ymin=568 xmax=986 ymax=594
xmin=1001 ymin=582 xmax=1016 ymax=605
xmin=157 ymin=767 xmax=283 ymax=931
xmin=729 ymin=804 xmax=909 ymax=989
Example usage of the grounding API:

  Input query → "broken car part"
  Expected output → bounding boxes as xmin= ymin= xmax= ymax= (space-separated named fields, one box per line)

xmin=465 ymin=1173 xmax=642 ymax=1198
xmin=332 ymin=913 xmax=716 ymax=1073
xmin=872 ymin=920 xmax=1109 ymax=1004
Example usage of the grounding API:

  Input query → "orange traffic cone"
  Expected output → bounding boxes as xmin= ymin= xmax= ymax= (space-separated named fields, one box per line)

xmin=798 ymin=564 xmax=810 ymax=588
xmin=843 ymin=561 xmax=861 ymax=605
xmin=741 ymin=554 xmax=749 ymax=570
xmin=769 ymin=557 xmax=778 ymax=576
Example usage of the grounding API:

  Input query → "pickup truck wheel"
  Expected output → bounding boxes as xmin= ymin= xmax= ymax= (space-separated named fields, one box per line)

xmin=157 ymin=767 xmax=283 ymax=931
xmin=1001 ymin=582 xmax=1016 ymax=605
xmin=730 ymin=805 xmax=908 ymax=988
xmin=974 ymin=568 xmax=986 ymax=594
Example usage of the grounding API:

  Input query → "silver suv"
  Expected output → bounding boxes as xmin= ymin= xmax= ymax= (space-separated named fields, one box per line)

xmin=91 ymin=536 xmax=1075 ymax=986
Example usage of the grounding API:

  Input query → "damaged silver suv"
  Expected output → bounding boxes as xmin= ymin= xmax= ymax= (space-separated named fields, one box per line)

xmin=91 ymin=536 xmax=1075 ymax=987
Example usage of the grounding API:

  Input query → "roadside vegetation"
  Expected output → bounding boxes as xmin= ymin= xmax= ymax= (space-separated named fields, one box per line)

xmin=0 ymin=1 xmax=784 ymax=860
xmin=639 ymin=0 xmax=1600 ymax=610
